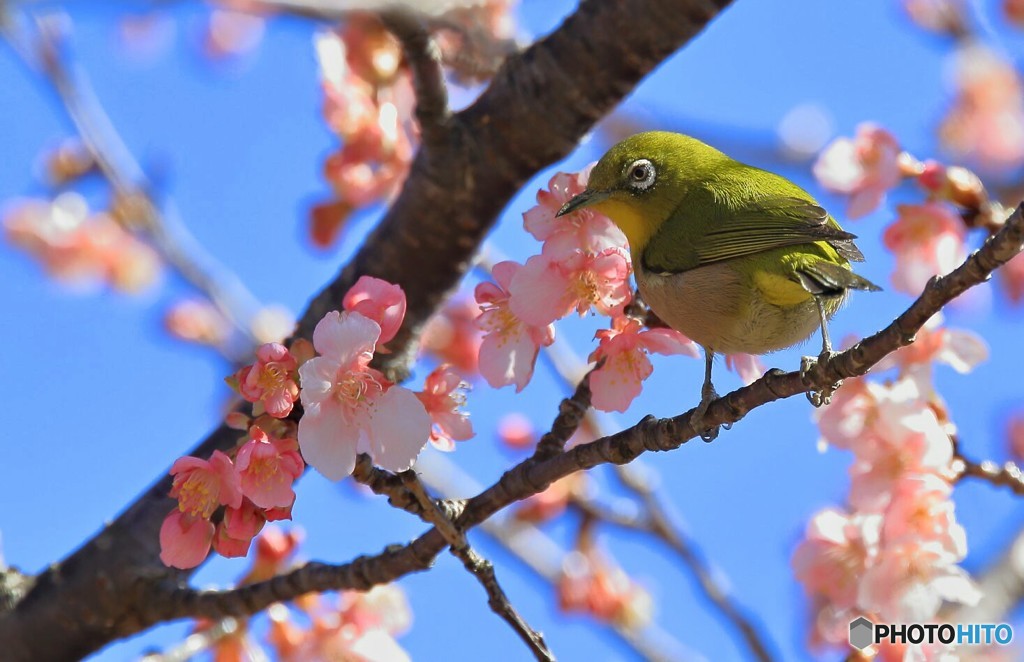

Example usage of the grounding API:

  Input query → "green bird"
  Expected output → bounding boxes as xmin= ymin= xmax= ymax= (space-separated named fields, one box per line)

xmin=557 ymin=131 xmax=880 ymax=439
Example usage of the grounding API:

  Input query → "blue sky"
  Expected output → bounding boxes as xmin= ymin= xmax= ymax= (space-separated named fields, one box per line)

xmin=2 ymin=1 xmax=1023 ymax=660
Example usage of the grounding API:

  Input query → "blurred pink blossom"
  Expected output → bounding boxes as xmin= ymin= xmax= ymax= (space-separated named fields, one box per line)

xmin=883 ymin=203 xmax=967 ymax=295
xmin=813 ymin=123 xmax=903 ymax=219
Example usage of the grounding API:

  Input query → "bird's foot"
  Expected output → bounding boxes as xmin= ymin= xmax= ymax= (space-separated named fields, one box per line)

xmin=801 ymin=350 xmax=842 ymax=407
xmin=691 ymin=384 xmax=721 ymax=442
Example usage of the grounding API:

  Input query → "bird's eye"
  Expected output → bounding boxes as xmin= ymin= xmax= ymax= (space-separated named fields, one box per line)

xmin=626 ymin=159 xmax=656 ymax=191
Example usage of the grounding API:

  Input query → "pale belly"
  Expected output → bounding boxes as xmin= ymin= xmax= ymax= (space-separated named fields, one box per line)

xmin=637 ymin=262 xmax=844 ymax=355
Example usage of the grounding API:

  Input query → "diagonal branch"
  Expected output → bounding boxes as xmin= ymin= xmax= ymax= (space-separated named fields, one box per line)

xmin=143 ymin=199 xmax=1024 ymax=628
xmin=134 ymin=200 xmax=1024 ymax=640
xmin=400 ymin=471 xmax=555 ymax=662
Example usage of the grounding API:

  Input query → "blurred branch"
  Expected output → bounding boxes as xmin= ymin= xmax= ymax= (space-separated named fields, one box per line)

xmin=400 ymin=471 xmax=554 ymax=662
xmin=0 ymin=0 xmax=740 ymax=657
xmin=1 ymin=10 xmax=265 ymax=356
xmin=952 ymin=452 xmax=1024 ymax=496
xmin=950 ymin=526 xmax=1024 ymax=624
xmin=379 ymin=8 xmax=450 ymax=144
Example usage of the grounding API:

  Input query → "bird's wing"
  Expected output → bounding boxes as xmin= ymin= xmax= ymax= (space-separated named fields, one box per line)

xmin=694 ymin=196 xmax=862 ymax=265
xmin=794 ymin=257 xmax=882 ymax=295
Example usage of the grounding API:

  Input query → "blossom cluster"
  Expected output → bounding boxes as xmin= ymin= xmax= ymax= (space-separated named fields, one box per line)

xmin=3 ymin=193 xmax=160 ymax=293
xmin=310 ymin=18 xmax=415 ymax=247
xmin=160 ymin=424 xmax=304 ymax=569
xmin=811 ymin=124 xmax=1024 ymax=297
xmin=473 ymin=169 xmax=742 ymax=412
xmin=793 ymin=317 xmax=988 ymax=659
xmin=557 ymin=546 xmax=653 ymax=629
xmin=160 ymin=276 xmax=473 ymax=568
xmin=193 ymin=527 xmax=413 ymax=662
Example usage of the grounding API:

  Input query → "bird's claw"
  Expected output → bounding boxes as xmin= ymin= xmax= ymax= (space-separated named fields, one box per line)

xmin=692 ymin=384 xmax=721 ymax=442
xmin=800 ymin=351 xmax=841 ymax=407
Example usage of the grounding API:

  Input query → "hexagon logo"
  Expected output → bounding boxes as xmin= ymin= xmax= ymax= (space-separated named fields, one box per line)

xmin=848 ymin=617 xmax=874 ymax=650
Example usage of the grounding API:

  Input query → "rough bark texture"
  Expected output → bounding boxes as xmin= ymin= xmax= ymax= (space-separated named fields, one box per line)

xmin=0 ymin=0 xmax=731 ymax=659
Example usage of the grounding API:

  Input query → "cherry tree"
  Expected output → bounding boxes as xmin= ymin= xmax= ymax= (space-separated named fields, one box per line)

xmin=2 ymin=1 xmax=1024 ymax=660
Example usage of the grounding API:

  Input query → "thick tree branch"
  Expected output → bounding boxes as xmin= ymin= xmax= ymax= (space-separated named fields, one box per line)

xmin=0 ymin=2 xmax=733 ymax=657
xmin=134 ymin=199 xmax=1024 ymax=628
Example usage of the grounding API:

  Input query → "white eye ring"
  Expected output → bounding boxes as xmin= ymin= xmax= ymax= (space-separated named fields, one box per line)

xmin=627 ymin=159 xmax=656 ymax=191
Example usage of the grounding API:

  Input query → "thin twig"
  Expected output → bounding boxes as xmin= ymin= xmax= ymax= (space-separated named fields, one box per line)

xmin=3 ymin=11 xmax=264 ymax=353
xmin=351 ymin=454 xmax=466 ymax=520
xmin=613 ymin=467 xmax=776 ymax=662
xmin=412 ymin=451 xmax=685 ymax=661
xmin=952 ymin=453 xmax=1024 ymax=495
xmin=530 ymin=362 xmax=599 ymax=461
xmin=400 ymin=471 xmax=555 ymax=662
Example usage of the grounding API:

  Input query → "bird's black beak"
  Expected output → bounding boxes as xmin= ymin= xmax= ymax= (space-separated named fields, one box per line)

xmin=556 ymin=189 xmax=610 ymax=217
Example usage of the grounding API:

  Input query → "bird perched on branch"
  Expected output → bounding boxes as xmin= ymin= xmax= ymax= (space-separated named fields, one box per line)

xmin=558 ymin=131 xmax=880 ymax=439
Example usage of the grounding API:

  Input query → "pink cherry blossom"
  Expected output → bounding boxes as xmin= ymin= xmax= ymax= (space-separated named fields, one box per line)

xmin=874 ymin=313 xmax=987 ymax=377
xmin=999 ymin=252 xmax=1024 ymax=304
xmin=416 ymin=364 xmax=473 ymax=452
xmin=509 ymin=248 xmax=632 ymax=326
xmin=475 ymin=261 xmax=555 ymax=392
xmin=342 ymin=275 xmax=407 ymax=346
xmin=159 ymin=510 xmax=215 ymax=569
xmin=169 ymin=450 xmax=243 ymax=519
xmin=236 ymin=426 xmax=305 ymax=509
xmin=235 ymin=343 xmax=300 ymax=418
xmin=557 ymin=549 xmax=653 ymax=628
xmin=848 ymin=380 xmax=954 ymax=510
xmin=164 ymin=299 xmax=231 ymax=346
xmin=792 ymin=508 xmax=881 ymax=609
xmin=881 ymin=475 xmax=966 ymax=558
xmin=1008 ymin=413 xmax=1024 ymax=461
xmin=940 ymin=45 xmax=1024 ymax=172
xmin=498 ymin=413 xmax=535 ymax=450
xmin=523 ymin=169 xmax=627 ymax=258
xmin=588 ymin=316 xmax=699 ymax=412
xmin=298 ymin=311 xmax=431 ymax=479
xmin=813 ymin=123 xmax=903 ymax=219
xmin=213 ymin=499 xmax=267 ymax=558
xmin=724 ymin=353 xmax=766 ymax=385
xmin=814 ymin=377 xmax=878 ymax=453
xmin=421 ymin=297 xmax=483 ymax=376
xmin=858 ymin=541 xmax=981 ymax=622
xmin=883 ymin=203 xmax=967 ymax=295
